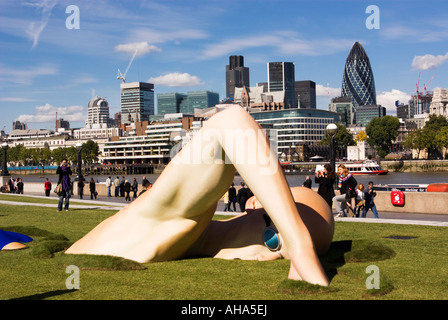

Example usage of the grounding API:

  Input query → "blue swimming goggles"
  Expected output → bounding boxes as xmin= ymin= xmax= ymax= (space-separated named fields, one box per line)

xmin=262 ymin=214 xmax=282 ymax=252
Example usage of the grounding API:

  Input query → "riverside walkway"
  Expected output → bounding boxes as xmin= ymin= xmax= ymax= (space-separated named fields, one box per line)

xmin=1 ymin=192 xmax=447 ymax=227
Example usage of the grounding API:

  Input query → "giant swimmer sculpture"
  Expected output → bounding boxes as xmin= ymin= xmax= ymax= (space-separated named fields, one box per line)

xmin=66 ymin=105 xmax=334 ymax=286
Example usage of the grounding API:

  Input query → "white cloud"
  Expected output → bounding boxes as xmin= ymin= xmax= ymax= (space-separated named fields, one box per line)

xmin=0 ymin=63 xmax=58 ymax=85
xmin=201 ymin=31 xmax=355 ymax=59
xmin=377 ymin=89 xmax=411 ymax=114
xmin=17 ymin=103 xmax=84 ymax=123
xmin=148 ymin=72 xmax=203 ymax=87
xmin=114 ymin=41 xmax=162 ymax=56
xmin=23 ymin=0 xmax=59 ymax=48
xmin=411 ymin=52 xmax=448 ymax=70
xmin=0 ymin=97 xmax=32 ymax=102
xmin=316 ymin=84 xmax=341 ymax=98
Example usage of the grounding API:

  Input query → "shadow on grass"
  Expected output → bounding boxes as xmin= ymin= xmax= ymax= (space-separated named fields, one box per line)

xmin=320 ymin=240 xmax=353 ymax=281
xmin=10 ymin=289 xmax=78 ymax=300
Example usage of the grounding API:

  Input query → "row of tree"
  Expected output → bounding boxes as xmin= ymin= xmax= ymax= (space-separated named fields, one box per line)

xmin=1 ymin=140 xmax=100 ymax=166
xmin=403 ymin=115 xmax=448 ymax=159
xmin=320 ymin=114 xmax=448 ymax=160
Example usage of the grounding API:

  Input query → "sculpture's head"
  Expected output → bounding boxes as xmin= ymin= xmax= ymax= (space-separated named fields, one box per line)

xmin=246 ymin=187 xmax=334 ymax=256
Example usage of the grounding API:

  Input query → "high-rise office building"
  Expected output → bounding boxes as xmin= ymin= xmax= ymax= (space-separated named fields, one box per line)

xmin=268 ymin=62 xmax=295 ymax=108
xmin=226 ymin=55 xmax=250 ymax=100
xmin=341 ymin=42 xmax=376 ymax=109
xmin=157 ymin=92 xmax=188 ymax=115
xmin=120 ymin=82 xmax=155 ymax=125
xmin=354 ymin=104 xmax=386 ymax=126
xmin=294 ymin=80 xmax=316 ymax=108
xmin=184 ymin=90 xmax=219 ymax=114
xmin=85 ymin=96 xmax=110 ymax=127
xmin=329 ymin=96 xmax=354 ymax=126
xmin=157 ymin=91 xmax=219 ymax=115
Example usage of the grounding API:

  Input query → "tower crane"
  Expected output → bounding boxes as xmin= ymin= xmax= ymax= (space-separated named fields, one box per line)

xmin=117 ymin=49 xmax=138 ymax=83
xmin=423 ymin=73 xmax=436 ymax=95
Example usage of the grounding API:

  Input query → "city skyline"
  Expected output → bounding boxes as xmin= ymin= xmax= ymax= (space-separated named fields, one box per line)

xmin=1 ymin=0 xmax=448 ymax=131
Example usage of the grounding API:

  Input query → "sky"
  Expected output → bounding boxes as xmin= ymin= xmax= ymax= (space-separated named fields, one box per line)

xmin=1 ymin=0 xmax=447 ymax=131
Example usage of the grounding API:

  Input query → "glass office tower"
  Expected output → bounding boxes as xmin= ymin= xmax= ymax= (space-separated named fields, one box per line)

xmin=341 ymin=42 xmax=376 ymax=109
xmin=226 ymin=55 xmax=250 ymax=101
xmin=268 ymin=62 xmax=296 ymax=109
xmin=120 ymin=82 xmax=155 ymax=125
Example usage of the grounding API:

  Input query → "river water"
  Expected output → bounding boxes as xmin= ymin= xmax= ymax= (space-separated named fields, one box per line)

xmin=12 ymin=171 xmax=448 ymax=188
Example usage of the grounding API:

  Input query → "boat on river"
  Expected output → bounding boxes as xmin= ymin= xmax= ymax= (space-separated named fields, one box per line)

xmin=373 ymin=184 xmax=428 ymax=192
xmin=338 ymin=160 xmax=388 ymax=175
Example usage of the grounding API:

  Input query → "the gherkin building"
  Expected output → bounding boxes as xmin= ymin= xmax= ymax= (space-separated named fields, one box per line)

xmin=341 ymin=42 xmax=376 ymax=109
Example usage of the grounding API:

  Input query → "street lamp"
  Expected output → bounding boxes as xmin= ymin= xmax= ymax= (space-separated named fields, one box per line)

xmin=1 ymin=142 xmax=10 ymax=176
xmin=326 ymin=123 xmax=338 ymax=171
xmin=76 ymin=142 xmax=83 ymax=181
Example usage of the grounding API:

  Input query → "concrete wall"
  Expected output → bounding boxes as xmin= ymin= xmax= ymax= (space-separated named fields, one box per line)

xmin=374 ymin=191 xmax=448 ymax=215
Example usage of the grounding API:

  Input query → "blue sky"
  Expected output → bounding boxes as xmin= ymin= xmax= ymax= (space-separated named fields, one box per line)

xmin=1 ymin=0 xmax=447 ymax=131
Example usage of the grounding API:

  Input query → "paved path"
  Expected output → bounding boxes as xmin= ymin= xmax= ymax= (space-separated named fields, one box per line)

xmin=1 ymin=192 xmax=447 ymax=227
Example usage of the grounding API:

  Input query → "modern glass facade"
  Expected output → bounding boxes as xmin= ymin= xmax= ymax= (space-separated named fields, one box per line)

xmin=268 ymin=62 xmax=296 ymax=109
xmin=120 ymin=82 xmax=155 ymax=125
xmin=183 ymin=91 xmax=219 ymax=114
xmin=250 ymin=109 xmax=341 ymax=155
xmin=341 ymin=42 xmax=376 ymax=109
xmin=354 ymin=104 xmax=386 ymax=126
xmin=156 ymin=90 xmax=219 ymax=115
xmin=157 ymin=92 xmax=187 ymax=115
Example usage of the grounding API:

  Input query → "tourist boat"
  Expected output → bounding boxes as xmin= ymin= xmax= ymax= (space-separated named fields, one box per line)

xmin=373 ymin=184 xmax=428 ymax=192
xmin=334 ymin=160 xmax=388 ymax=175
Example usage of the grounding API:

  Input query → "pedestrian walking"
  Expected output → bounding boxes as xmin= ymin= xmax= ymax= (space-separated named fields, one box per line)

xmin=228 ymin=182 xmax=237 ymax=212
xmin=44 ymin=178 xmax=52 ymax=197
xmin=236 ymin=182 xmax=253 ymax=212
xmin=16 ymin=178 xmax=23 ymax=194
xmin=302 ymin=176 xmax=312 ymax=188
xmin=106 ymin=176 xmax=111 ymax=197
xmin=120 ymin=176 xmax=125 ymax=197
xmin=89 ymin=178 xmax=97 ymax=200
xmin=113 ymin=176 xmax=120 ymax=197
xmin=78 ymin=179 xmax=85 ymax=199
xmin=132 ymin=178 xmax=138 ymax=199
xmin=362 ymin=181 xmax=379 ymax=219
xmin=223 ymin=190 xmax=231 ymax=212
xmin=124 ymin=180 xmax=131 ymax=201
xmin=314 ymin=164 xmax=336 ymax=209
xmin=56 ymin=159 xmax=72 ymax=212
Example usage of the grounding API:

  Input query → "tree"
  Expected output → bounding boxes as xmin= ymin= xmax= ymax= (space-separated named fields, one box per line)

xmin=366 ymin=116 xmax=400 ymax=159
xmin=81 ymin=140 xmax=100 ymax=164
xmin=319 ymin=123 xmax=356 ymax=148
xmin=423 ymin=115 xmax=448 ymax=158
xmin=355 ymin=130 xmax=367 ymax=142
xmin=404 ymin=129 xmax=427 ymax=159
xmin=435 ymin=126 xmax=448 ymax=159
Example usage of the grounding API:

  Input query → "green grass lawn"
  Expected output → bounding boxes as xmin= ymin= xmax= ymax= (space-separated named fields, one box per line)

xmin=0 ymin=201 xmax=447 ymax=300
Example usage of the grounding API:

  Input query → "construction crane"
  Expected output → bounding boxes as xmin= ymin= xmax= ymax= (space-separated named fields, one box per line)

xmin=423 ymin=73 xmax=436 ymax=95
xmin=117 ymin=49 xmax=138 ymax=83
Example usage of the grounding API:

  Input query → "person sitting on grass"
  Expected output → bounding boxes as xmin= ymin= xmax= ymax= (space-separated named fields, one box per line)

xmin=66 ymin=105 xmax=334 ymax=287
